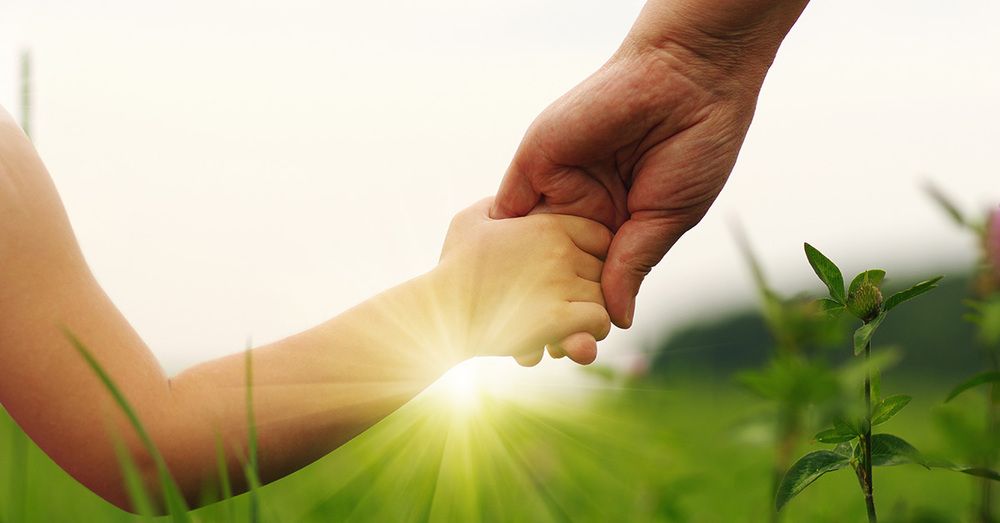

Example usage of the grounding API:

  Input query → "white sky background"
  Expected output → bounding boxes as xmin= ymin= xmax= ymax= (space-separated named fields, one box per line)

xmin=0 ymin=0 xmax=997 ymax=375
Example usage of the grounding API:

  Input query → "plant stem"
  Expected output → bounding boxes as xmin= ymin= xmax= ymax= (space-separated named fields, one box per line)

xmin=979 ymin=351 xmax=1000 ymax=523
xmin=245 ymin=347 xmax=262 ymax=523
xmin=862 ymin=339 xmax=877 ymax=523
xmin=770 ymin=410 xmax=801 ymax=523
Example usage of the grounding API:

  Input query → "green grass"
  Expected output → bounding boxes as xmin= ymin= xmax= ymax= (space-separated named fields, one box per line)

xmin=0 ymin=372 xmax=990 ymax=522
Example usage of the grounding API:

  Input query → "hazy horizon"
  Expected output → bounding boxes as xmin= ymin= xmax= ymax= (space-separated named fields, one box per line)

xmin=1 ymin=0 xmax=997 ymax=375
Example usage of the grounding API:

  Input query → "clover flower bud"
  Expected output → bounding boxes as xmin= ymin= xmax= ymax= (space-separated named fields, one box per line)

xmin=847 ymin=279 xmax=883 ymax=323
xmin=977 ymin=206 xmax=1000 ymax=297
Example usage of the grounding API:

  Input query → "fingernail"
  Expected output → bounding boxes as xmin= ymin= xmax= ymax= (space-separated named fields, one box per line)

xmin=625 ymin=299 xmax=636 ymax=328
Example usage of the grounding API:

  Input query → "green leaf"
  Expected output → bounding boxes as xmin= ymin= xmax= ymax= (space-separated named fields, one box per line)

xmin=937 ymin=465 xmax=1000 ymax=481
xmin=833 ymin=440 xmax=856 ymax=458
xmin=924 ymin=458 xmax=1000 ymax=481
xmin=775 ymin=450 xmax=852 ymax=511
xmin=854 ymin=312 xmax=887 ymax=355
xmin=813 ymin=428 xmax=855 ymax=444
xmin=805 ymin=243 xmax=846 ymax=304
xmin=833 ymin=416 xmax=864 ymax=439
xmin=870 ymin=433 xmax=924 ymax=467
xmin=848 ymin=270 xmax=886 ymax=295
xmin=834 ymin=418 xmax=853 ymax=437
xmin=815 ymin=298 xmax=846 ymax=320
xmin=833 ymin=441 xmax=859 ymax=460
xmin=872 ymin=394 xmax=911 ymax=426
xmin=964 ymin=312 xmax=983 ymax=325
xmin=945 ymin=372 xmax=1000 ymax=402
xmin=884 ymin=276 xmax=944 ymax=311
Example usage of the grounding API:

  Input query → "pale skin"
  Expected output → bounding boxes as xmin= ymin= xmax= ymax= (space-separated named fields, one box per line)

xmin=495 ymin=0 xmax=810 ymax=360
xmin=0 ymin=106 xmax=612 ymax=511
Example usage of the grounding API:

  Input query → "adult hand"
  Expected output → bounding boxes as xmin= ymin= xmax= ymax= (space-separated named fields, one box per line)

xmin=492 ymin=0 xmax=808 ymax=330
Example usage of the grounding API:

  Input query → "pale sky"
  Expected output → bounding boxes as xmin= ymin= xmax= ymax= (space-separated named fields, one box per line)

xmin=1 ymin=0 xmax=998 ymax=375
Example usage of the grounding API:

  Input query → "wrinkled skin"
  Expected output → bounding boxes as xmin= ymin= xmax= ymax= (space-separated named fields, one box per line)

xmin=493 ymin=45 xmax=757 ymax=328
xmin=492 ymin=0 xmax=810 ymax=362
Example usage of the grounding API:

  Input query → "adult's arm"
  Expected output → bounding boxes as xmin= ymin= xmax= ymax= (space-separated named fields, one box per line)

xmin=492 ymin=0 xmax=809 ymax=329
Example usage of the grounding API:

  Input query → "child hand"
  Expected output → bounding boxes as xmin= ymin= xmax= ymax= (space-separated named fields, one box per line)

xmin=434 ymin=197 xmax=612 ymax=366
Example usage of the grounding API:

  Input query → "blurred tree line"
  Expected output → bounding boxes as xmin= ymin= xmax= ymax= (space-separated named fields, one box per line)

xmin=648 ymin=272 xmax=979 ymax=380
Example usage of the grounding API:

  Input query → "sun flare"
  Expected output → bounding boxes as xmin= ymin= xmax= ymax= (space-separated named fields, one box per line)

xmin=315 ymin=356 xmax=628 ymax=521
xmin=430 ymin=358 xmax=486 ymax=413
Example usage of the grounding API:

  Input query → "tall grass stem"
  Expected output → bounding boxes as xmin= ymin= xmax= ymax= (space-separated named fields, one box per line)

xmin=62 ymin=329 xmax=191 ymax=521
xmin=244 ymin=344 xmax=262 ymax=523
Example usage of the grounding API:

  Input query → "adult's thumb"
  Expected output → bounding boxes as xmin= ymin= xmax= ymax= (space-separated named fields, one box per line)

xmin=602 ymin=217 xmax=685 ymax=329
xmin=490 ymin=163 xmax=541 ymax=220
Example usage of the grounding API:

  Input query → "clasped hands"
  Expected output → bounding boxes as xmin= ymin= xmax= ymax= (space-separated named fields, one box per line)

xmin=444 ymin=39 xmax=764 ymax=366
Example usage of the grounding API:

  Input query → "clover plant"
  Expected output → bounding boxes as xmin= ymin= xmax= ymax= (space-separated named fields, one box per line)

xmin=774 ymin=243 xmax=991 ymax=521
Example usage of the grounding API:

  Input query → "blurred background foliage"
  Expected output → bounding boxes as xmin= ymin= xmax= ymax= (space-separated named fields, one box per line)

xmin=4 ymin=266 xmax=999 ymax=522
xmin=649 ymin=273 xmax=980 ymax=381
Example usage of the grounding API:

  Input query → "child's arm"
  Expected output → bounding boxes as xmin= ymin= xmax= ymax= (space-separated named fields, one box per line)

xmin=0 ymin=106 xmax=611 ymax=512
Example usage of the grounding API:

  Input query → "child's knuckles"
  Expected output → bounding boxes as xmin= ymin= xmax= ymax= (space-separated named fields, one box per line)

xmin=587 ymin=220 xmax=614 ymax=252
xmin=579 ymin=279 xmax=606 ymax=306
xmin=586 ymin=304 xmax=612 ymax=341
xmin=543 ymin=240 xmax=577 ymax=267
xmin=576 ymin=255 xmax=605 ymax=283
xmin=563 ymin=301 xmax=609 ymax=338
xmin=532 ymin=214 xmax=577 ymax=245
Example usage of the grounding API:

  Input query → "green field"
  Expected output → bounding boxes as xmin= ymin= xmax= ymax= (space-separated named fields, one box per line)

xmin=1 ymin=370 xmax=990 ymax=522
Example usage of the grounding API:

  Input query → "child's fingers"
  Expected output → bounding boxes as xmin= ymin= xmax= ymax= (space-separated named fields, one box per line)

xmin=514 ymin=348 xmax=545 ymax=367
xmin=575 ymin=252 xmax=605 ymax=283
xmin=562 ymin=301 xmax=612 ymax=343
xmin=448 ymin=197 xmax=493 ymax=229
xmin=511 ymin=294 xmax=608 ymax=367
xmin=546 ymin=332 xmax=599 ymax=365
xmin=565 ymin=279 xmax=606 ymax=309
xmin=555 ymin=215 xmax=613 ymax=261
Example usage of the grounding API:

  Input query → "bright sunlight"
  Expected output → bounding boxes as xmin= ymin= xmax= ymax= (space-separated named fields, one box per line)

xmin=308 ymin=356 xmax=630 ymax=521
xmin=422 ymin=357 xmax=560 ymax=416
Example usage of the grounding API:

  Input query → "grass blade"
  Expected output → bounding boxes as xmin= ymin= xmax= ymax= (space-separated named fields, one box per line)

xmin=62 ymin=329 xmax=191 ymax=521
xmin=112 ymin=436 xmax=157 ymax=517
xmin=209 ymin=428 xmax=237 ymax=521
xmin=244 ymin=346 xmax=262 ymax=523
xmin=924 ymin=182 xmax=971 ymax=229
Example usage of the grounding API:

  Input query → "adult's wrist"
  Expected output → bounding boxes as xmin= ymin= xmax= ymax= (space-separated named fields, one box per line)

xmin=619 ymin=0 xmax=809 ymax=90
